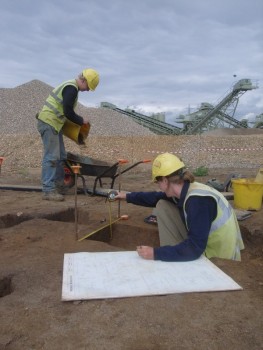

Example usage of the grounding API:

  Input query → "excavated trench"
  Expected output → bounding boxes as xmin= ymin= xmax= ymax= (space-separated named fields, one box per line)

xmin=0 ymin=276 xmax=13 ymax=298
xmin=0 ymin=207 xmax=159 ymax=249
xmin=0 ymin=208 xmax=261 ymax=251
xmin=0 ymin=208 xmax=76 ymax=229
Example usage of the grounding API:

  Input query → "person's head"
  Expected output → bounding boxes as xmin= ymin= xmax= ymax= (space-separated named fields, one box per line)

xmin=152 ymin=153 xmax=194 ymax=197
xmin=77 ymin=68 xmax=100 ymax=92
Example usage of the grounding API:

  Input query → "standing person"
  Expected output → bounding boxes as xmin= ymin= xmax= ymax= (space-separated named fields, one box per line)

xmin=115 ymin=153 xmax=244 ymax=262
xmin=37 ymin=68 xmax=99 ymax=201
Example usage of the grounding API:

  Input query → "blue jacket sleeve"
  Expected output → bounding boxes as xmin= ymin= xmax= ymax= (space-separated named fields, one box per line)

xmin=62 ymin=85 xmax=84 ymax=125
xmin=154 ymin=196 xmax=217 ymax=261
xmin=126 ymin=191 xmax=167 ymax=207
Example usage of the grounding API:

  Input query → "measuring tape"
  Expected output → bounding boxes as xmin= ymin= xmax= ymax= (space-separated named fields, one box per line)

xmin=78 ymin=191 xmax=128 ymax=242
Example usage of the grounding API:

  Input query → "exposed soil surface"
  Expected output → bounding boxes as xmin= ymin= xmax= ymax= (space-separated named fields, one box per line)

xmin=0 ymin=167 xmax=262 ymax=350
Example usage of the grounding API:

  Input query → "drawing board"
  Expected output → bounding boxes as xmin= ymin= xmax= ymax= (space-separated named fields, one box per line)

xmin=62 ymin=251 xmax=242 ymax=301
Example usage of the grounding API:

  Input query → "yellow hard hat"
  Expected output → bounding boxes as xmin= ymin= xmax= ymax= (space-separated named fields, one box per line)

xmin=152 ymin=153 xmax=185 ymax=182
xmin=82 ymin=68 xmax=100 ymax=91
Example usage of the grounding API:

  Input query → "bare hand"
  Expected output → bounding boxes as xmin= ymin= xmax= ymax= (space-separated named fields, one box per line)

xmin=114 ymin=191 xmax=128 ymax=200
xmin=136 ymin=246 xmax=154 ymax=260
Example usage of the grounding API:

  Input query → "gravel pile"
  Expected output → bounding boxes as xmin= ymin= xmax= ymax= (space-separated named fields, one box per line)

xmin=0 ymin=80 xmax=155 ymax=136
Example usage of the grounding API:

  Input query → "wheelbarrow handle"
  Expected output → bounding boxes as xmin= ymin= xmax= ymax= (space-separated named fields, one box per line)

xmin=115 ymin=160 xmax=151 ymax=177
xmin=118 ymin=159 xmax=129 ymax=165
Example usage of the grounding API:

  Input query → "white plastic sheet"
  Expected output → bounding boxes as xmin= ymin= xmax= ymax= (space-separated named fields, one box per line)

xmin=62 ymin=251 xmax=242 ymax=301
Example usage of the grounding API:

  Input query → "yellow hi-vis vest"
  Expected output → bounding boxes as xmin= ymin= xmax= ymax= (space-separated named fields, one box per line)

xmin=38 ymin=79 xmax=78 ymax=132
xmin=183 ymin=182 xmax=244 ymax=261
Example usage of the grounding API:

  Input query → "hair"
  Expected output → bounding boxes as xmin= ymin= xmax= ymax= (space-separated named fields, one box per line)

xmin=78 ymin=73 xmax=86 ymax=82
xmin=167 ymin=169 xmax=195 ymax=184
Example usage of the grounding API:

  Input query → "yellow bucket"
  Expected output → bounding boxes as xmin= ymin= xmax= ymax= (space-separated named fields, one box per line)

xmin=231 ymin=178 xmax=263 ymax=211
xmin=62 ymin=120 xmax=90 ymax=145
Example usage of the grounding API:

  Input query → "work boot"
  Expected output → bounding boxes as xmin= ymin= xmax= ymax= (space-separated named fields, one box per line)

xmin=56 ymin=185 xmax=68 ymax=195
xmin=42 ymin=191 xmax=64 ymax=201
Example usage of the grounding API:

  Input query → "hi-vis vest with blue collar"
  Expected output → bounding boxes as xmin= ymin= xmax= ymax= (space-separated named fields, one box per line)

xmin=38 ymin=79 xmax=78 ymax=132
xmin=183 ymin=182 xmax=244 ymax=261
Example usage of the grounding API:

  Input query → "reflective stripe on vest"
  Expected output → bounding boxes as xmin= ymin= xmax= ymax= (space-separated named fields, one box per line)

xmin=183 ymin=182 xmax=244 ymax=261
xmin=183 ymin=182 xmax=230 ymax=235
xmin=38 ymin=79 xmax=78 ymax=132
xmin=43 ymin=80 xmax=77 ymax=120
xmin=44 ymin=100 xmax=64 ymax=119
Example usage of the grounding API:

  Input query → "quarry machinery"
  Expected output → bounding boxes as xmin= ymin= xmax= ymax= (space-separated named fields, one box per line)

xmin=182 ymin=79 xmax=257 ymax=135
xmin=176 ymin=102 xmax=249 ymax=132
xmin=101 ymin=79 xmax=257 ymax=135
xmin=101 ymin=102 xmax=181 ymax=135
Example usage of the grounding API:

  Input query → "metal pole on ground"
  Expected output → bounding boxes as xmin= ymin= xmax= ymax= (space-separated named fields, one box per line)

xmin=117 ymin=159 xmax=128 ymax=218
xmin=71 ymin=164 xmax=81 ymax=240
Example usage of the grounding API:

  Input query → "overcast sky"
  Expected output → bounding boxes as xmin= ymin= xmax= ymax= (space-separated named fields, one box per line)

xmin=1 ymin=0 xmax=262 ymax=124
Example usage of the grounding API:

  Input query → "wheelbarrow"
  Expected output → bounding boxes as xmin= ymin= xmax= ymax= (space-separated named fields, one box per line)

xmin=64 ymin=152 xmax=151 ymax=196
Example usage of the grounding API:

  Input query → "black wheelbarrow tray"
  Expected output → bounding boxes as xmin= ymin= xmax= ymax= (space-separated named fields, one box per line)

xmin=64 ymin=152 xmax=151 ymax=196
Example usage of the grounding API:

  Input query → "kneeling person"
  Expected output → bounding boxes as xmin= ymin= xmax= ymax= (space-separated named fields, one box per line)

xmin=115 ymin=153 xmax=244 ymax=262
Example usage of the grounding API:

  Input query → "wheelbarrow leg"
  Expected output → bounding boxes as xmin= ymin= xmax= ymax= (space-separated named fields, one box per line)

xmin=92 ymin=177 xmax=100 ymax=195
xmin=78 ymin=174 xmax=87 ymax=195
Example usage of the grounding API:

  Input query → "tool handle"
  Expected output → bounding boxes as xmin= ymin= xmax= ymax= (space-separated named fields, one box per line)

xmin=142 ymin=159 xmax=151 ymax=163
xmin=118 ymin=159 xmax=129 ymax=165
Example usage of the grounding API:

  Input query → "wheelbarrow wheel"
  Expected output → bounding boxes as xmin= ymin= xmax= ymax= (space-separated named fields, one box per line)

xmin=64 ymin=166 xmax=75 ymax=188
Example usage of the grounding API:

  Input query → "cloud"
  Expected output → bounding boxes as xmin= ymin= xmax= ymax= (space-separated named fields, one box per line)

xmin=0 ymin=0 xmax=262 ymax=123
